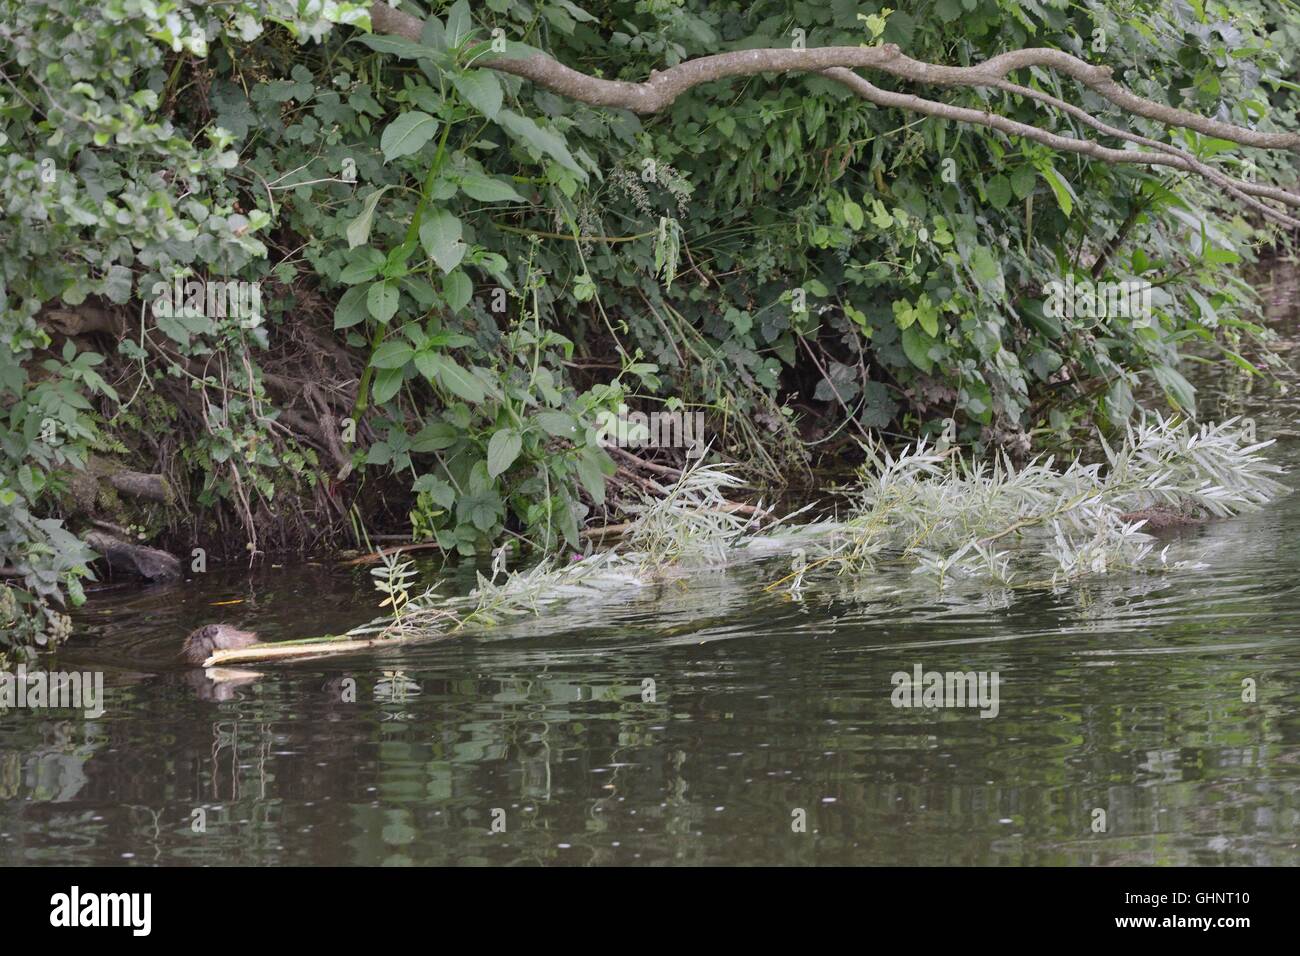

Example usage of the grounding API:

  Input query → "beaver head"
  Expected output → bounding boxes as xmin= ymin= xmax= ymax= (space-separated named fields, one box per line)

xmin=180 ymin=624 xmax=260 ymax=665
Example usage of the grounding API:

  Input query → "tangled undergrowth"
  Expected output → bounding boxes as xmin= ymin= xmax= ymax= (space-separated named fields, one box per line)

xmin=205 ymin=415 xmax=1285 ymax=666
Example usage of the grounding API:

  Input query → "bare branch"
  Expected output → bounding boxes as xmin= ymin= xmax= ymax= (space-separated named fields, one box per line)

xmin=370 ymin=2 xmax=1299 ymax=147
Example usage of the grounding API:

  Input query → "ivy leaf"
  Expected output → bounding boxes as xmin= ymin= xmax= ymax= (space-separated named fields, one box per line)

xmin=380 ymin=111 xmax=439 ymax=162
xmin=346 ymin=186 xmax=392 ymax=249
xmin=487 ymin=428 xmax=522 ymax=478
xmin=968 ymin=245 xmax=1005 ymax=298
xmin=452 ymin=70 xmax=502 ymax=119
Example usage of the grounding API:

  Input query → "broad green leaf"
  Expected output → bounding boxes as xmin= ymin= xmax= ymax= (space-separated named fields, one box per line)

xmin=452 ymin=70 xmax=502 ymax=119
xmin=411 ymin=422 xmax=459 ymax=451
xmin=575 ymin=447 xmax=608 ymax=504
xmin=443 ymin=270 xmax=472 ymax=313
xmin=419 ymin=210 xmax=467 ymax=272
xmin=371 ymin=367 xmax=404 ymax=404
xmin=380 ymin=111 xmax=439 ymax=162
xmin=428 ymin=353 xmax=486 ymax=402
xmin=413 ymin=350 xmax=439 ymax=380
xmin=495 ymin=109 xmax=586 ymax=179
xmin=843 ymin=199 xmax=864 ymax=230
xmin=901 ymin=325 xmax=934 ymax=373
xmin=446 ymin=0 xmax=474 ymax=47
xmin=986 ymin=174 xmax=1012 ymax=210
xmin=487 ymin=428 xmax=522 ymax=478
xmin=535 ymin=411 xmax=578 ymax=438
xmin=458 ymin=172 xmax=525 ymax=202
xmin=333 ymin=285 xmax=369 ymax=329
xmin=370 ymin=339 xmax=414 ymax=369
xmin=357 ymin=35 xmax=437 ymax=59
xmin=366 ymin=280 xmax=400 ymax=323
xmin=1010 ymin=165 xmax=1037 ymax=200
xmin=1152 ymin=363 xmax=1196 ymax=412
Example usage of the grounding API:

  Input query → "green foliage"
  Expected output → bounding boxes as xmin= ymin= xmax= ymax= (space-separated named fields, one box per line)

xmin=1 ymin=0 xmax=1296 ymax=650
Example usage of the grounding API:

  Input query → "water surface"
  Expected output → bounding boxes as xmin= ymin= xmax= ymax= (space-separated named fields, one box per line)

xmin=2 ymin=271 xmax=1298 ymax=866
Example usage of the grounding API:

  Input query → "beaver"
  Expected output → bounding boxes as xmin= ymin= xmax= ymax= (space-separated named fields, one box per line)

xmin=180 ymin=624 xmax=260 ymax=665
xmin=1119 ymin=506 xmax=1207 ymax=533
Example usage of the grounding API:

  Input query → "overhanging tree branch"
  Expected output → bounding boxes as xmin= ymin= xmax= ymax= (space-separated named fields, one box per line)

xmin=367 ymin=1 xmax=1300 ymax=226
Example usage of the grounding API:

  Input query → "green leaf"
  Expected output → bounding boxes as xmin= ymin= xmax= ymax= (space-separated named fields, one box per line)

xmin=1038 ymin=165 xmax=1075 ymax=217
xmin=370 ymin=339 xmax=414 ymax=369
xmin=428 ymin=353 xmax=486 ymax=402
xmin=366 ymin=280 xmax=400 ymax=323
xmin=443 ymin=270 xmax=472 ymax=313
xmin=413 ymin=349 xmax=439 ymax=380
xmin=333 ymin=285 xmax=369 ymax=329
xmin=986 ymin=174 xmax=1012 ymax=210
xmin=446 ymin=0 xmax=474 ymax=47
xmin=419 ymin=210 xmax=467 ymax=273
xmin=452 ymin=70 xmax=502 ymax=119
xmin=380 ymin=111 xmax=439 ymax=162
xmin=901 ymin=325 xmax=934 ymax=373
xmin=371 ymin=367 xmax=405 ymax=405
xmin=1152 ymin=364 xmax=1196 ymax=412
xmin=487 ymin=428 xmax=522 ymax=478
xmin=1010 ymin=165 xmax=1037 ymax=200
xmin=495 ymin=109 xmax=586 ymax=179
xmin=346 ymin=186 xmax=392 ymax=249
xmin=458 ymin=172 xmax=525 ymax=202
xmin=843 ymin=199 xmax=864 ymax=230
xmin=535 ymin=411 xmax=578 ymax=438
xmin=576 ymin=448 xmax=607 ymax=504
xmin=412 ymin=422 xmax=459 ymax=451
xmin=358 ymin=35 xmax=439 ymax=59
xmin=968 ymin=245 xmax=1004 ymax=298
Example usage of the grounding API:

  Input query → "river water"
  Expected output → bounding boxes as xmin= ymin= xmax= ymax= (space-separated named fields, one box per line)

xmin=2 ymin=273 xmax=1298 ymax=866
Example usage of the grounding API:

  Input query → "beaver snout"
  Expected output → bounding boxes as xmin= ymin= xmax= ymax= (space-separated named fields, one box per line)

xmin=180 ymin=624 xmax=260 ymax=665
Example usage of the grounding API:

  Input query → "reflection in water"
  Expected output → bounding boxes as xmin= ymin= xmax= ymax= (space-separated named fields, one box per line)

xmin=1 ymin=271 xmax=1299 ymax=865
